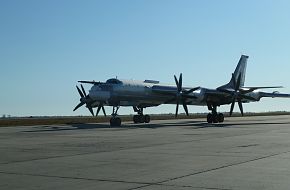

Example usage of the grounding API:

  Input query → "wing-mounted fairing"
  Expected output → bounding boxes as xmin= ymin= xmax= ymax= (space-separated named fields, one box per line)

xmin=239 ymin=86 xmax=283 ymax=93
xmin=259 ymin=91 xmax=290 ymax=99
xmin=152 ymin=85 xmax=177 ymax=94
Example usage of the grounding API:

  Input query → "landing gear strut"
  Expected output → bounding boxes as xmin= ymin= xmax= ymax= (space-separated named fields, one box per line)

xmin=110 ymin=106 xmax=121 ymax=127
xmin=207 ymin=104 xmax=224 ymax=123
xmin=133 ymin=107 xmax=150 ymax=124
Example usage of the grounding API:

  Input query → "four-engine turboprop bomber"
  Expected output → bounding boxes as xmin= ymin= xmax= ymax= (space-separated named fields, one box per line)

xmin=73 ymin=55 xmax=290 ymax=126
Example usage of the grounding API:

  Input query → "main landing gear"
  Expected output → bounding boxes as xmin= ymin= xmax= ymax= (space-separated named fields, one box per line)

xmin=110 ymin=106 xmax=121 ymax=127
xmin=133 ymin=107 xmax=151 ymax=124
xmin=207 ymin=104 xmax=224 ymax=123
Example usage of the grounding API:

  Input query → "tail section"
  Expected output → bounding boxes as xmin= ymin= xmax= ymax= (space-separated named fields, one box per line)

xmin=218 ymin=55 xmax=249 ymax=90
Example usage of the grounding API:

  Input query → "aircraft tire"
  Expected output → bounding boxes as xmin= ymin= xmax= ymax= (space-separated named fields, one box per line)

xmin=110 ymin=118 xmax=114 ymax=126
xmin=140 ymin=115 xmax=145 ymax=123
xmin=133 ymin=115 xmax=139 ymax=123
xmin=213 ymin=114 xmax=219 ymax=123
xmin=218 ymin=113 xmax=224 ymax=123
xmin=207 ymin=113 xmax=213 ymax=123
xmin=115 ymin=117 xmax=121 ymax=126
xmin=144 ymin=115 xmax=150 ymax=123
xmin=110 ymin=117 xmax=121 ymax=127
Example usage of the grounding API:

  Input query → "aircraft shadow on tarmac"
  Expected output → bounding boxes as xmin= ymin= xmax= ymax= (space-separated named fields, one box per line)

xmin=23 ymin=120 xmax=290 ymax=133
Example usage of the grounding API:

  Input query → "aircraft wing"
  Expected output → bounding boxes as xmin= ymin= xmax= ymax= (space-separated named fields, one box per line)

xmin=152 ymin=85 xmax=200 ymax=97
xmin=151 ymin=85 xmax=200 ymax=104
xmin=203 ymin=89 xmax=290 ymax=105
xmin=78 ymin=80 xmax=104 ymax=85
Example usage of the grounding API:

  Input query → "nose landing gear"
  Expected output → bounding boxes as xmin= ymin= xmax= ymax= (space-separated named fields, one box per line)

xmin=110 ymin=117 xmax=121 ymax=126
xmin=110 ymin=106 xmax=121 ymax=127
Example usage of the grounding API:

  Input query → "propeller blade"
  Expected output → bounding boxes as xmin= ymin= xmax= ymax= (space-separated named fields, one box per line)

xmin=182 ymin=101 xmax=189 ymax=116
xmin=73 ymin=102 xmax=85 ymax=111
xmin=229 ymin=99 xmax=235 ymax=116
xmin=76 ymin=86 xmax=84 ymax=98
xmin=81 ymin=84 xmax=87 ymax=97
xmin=96 ymin=105 xmax=102 ymax=116
xmin=88 ymin=106 xmax=94 ymax=116
xmin=96 ymin=103 xmax=106 ymax=117
xmin=175 ymin=102 xmax=179 ymax=118
xmin=102 ymin=106 xmax=107 ymax=117
xmin=178 ymin=73 xmax=182 ymax=92
xmin=238 ymin=99 xmax=244 ymax=116
xmin=174 ymin=75 xmax=179 ymax=90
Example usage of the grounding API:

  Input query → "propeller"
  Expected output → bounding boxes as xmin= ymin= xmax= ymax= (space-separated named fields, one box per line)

xmin=73 ymin=84 xmax=95 ymax=116
xmin=165 ymin=74 xmax=200 ymax=117
xmin=225 ymin=74 xmax=256 ymax=116
xmin=229 ymin=73 xmax=242 ymax=116
xmin=73 ymin=84 xmax=107 ymax=117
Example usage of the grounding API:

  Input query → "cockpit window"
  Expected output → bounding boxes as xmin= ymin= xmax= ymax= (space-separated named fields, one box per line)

xmin=106 ymin=78 xmax=122 ymax=84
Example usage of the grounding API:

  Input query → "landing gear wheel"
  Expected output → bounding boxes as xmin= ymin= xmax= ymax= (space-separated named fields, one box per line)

xmin=110 ymin=117 xmax=121 ymax=127
xmin=139 ymin=115 xmax=145 ymax=123
xmin=110 ymin=118 xmax=114 ymax=126
xmin=207 ymin=113 xmax=213 ymax=123
xmin=133 ymin=115 xmax=140 ymax=123
xmin=218 ymin=113 xmax=224 ymax=123
xmin=115 ymin=117 xmax=121 ymax=126
xmin=144 ymin=115 xmax=150 ymax=123
xmin=133 ymin=107 xmax=151 ymax=124
xmin=133 ymin=114 xmax=150 ymax=124
xmin=213 ymin=114 xmax=219 ymax=123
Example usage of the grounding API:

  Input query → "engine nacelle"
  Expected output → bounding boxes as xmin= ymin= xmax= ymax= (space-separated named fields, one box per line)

xmin=89 ymin=89 xmax=110 ymax=101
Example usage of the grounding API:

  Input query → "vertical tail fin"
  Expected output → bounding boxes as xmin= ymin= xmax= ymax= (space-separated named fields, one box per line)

xmin=218 ymin=55 xmax=249 ymax=90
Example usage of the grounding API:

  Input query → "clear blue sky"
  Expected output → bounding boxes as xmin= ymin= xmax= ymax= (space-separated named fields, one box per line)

xmin=1 ymin=0 xmax=290 ymax=116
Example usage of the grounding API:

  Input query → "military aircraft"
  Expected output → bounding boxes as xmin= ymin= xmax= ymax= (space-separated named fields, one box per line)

xmin=73 ymin=55 xmax=290 ymax=126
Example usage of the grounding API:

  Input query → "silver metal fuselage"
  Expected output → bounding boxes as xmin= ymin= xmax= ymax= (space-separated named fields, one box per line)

xmin=87 ymin=78 xmax=261 ymax=109
xmin=74 ymin=55 xmax=290 ymax=119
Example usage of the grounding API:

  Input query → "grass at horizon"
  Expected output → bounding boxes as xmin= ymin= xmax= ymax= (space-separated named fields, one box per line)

xmin=0 ymin=111 xmax=290 ymax=127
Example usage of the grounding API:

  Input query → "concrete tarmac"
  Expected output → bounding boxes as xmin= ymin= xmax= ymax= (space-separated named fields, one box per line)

xmin=1 ymin=115 xmax=290 ymax=190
